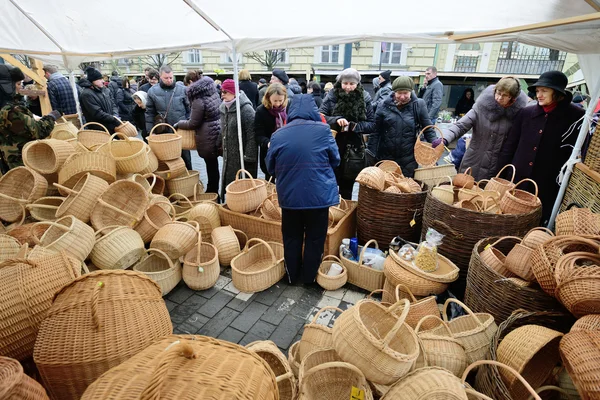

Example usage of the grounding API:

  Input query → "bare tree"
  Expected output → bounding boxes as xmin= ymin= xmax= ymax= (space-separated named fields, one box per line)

xmin=10 ymin=54 xmax=31 ymax=68
xmin=78 ymin=61 xmax=102 ymax=72
xmin=244 ymin=50 xmax=287 ymax=70
xmin=143 ymin=53 xmax=182 ymax=70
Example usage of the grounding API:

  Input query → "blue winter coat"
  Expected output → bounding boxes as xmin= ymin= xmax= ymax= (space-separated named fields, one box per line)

xmin=266 ymin=94 xmax=340 ymax=209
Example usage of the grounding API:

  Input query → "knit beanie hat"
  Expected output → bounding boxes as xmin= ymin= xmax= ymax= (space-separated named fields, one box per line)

xmin=221 ymin=79 xmax=236 ymax=94
xmin=271 ymin=69 xmax=289 ymax=85
xmin=392 ymin=76 xmax=414 ymax=92
xmin=380 ymin=70 xmax=392 ymax=82
xmin=336 ymin=68 xmax=361 ymax=84
xmin=86 ymin=67 xmax=103 ymax=82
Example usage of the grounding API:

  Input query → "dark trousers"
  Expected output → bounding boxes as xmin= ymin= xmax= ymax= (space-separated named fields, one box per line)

xmin=337 ymin=179 xmax=354 ymax=200
xmin=281 ymin=207 xmax=329 ymax=284
xmin=182 ymin=150 xmax=192 ymax=171
xmin=203 ymin=155 xmax=220 ymax=194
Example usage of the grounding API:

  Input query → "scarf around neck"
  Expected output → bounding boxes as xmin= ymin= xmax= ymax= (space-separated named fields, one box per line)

xmin=332 ymin=83 xmax=366 ymax=122
xmin=268 ymin=105 xmax=287 ymax=129
xmin=223 ymin=98 xmax=236 ymax=110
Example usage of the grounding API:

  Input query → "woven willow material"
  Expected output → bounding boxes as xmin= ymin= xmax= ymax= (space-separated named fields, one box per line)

xmin=151 ymin=221 xmax=199 ymax=259
xmin=560 ymin=331 xmax=600 ymax=399
xmin=80 ymin=335 xmax=278 ymax=400
xmin=422 ymin=192 xmax=542 ymax=298
xmin=584 ymin=123 xmax=600 ymax=173
xmin=184 ymin=202 xmax=221 ymax=242
xmin=177 ymin=128 xmax=197 ymax=150
xmin=299 ymin=306 xmax=343 ymax=361
xmin=414 ymin=164 xmax=457 ymax=188
xmin=0 ymin=234 xmax=21 ymax=262
xmin=90 ymin=180 xmax=149 ymax=230
xmin=357 ymin=183 xmax=427 ymax=248
xmin=504 ymin=240 xmax=535 ymax=281
xmin=133 ymin=248 xmax=182 ymax=295
xmin=155 ymin=158 xmax=187 ymax=180
xmin=50 ymin=117 xmax=78 ymax=140
xmin=432 ymin=177 xmax=455 ymax=205
xmin=288 ymin=341 xmax=301 ymax=378
xmin=90 ymin=226 xmax=145 ymax=270
xmin=183 ymin=233 xmax=219 ymax=290
xmin=438 ymin=298 xmax=497 ymax=364
xmin=0 ymin=252 xmax=80 ymax=361
xmin=298 ymin=361 xmax=373 ymax=400
xmin=226 ymin=169 xmax=268 ymax=213
xmin=382 ymin=366 xmax=468 ymax=400
xmin=523 ymin=226 xmax=555 ymax=248
xmin=383 ymin=256 xmax=448 ymax=296
xmin=355 ymin=167 xmax=386 ymax=190
xmin=148 ymin=125 xmax=182 ymax=160
xmin=297 ymin=348 xmax=342 ymax=387
xmin=466 ymin=360 xmax=543 ymax=400
xmin=57 ymin=151 xmax=116 ymax=188
xmin=211 ymin=225 xmax=243 ymax=266
xmin=0 ymin=356 xmax=49 ymax=400
xmin=245 ymin=340 xmax=296 ymax=400
xmin=78 ymin=122 xmax=111 ymax=150
xmin=23 ymin=139 xmax=75 ymax=174
xmin=316 ymin=255 xmax=347 ymax=291
xmin=34 ymin=270 xmax=172 ymax=400
xmin=571 ymin=314 xmax=600 ymax=332
xmin=261 ymin=194 xmax=282 ymax=221
xmin=332 ymin=299 xmax=419 ymax=385
xmin=339 ymin=239 xmax=384 ymax=292
xmin=0 ymin=166 xmax=48 ymax=223
xmin=453 ymin=166 xmax=475 ymax=189
xmin=465 ymin=237 xmax=568 ymax=325
xmin=166 ymin=169 xmax=200 ymax=197
xmin=375 ymin=160 xmax=403 ymax=174
xmin=26 ymin=196 xmax=63 ymax=221
xmin=487 ymin=164 xmax=516 ymax=199
xmin=388 ymin=246 xmax=459 ymax=283
xmin=231 ymin=238 xmax=285 ymax=293
xmin=496 ymin=325 xmax=563 ymax=400
xmin=54 ymin=173 xmax=109 ymax=223
xmin=561 ymin=164 xmax=600 ymax=216
xmin=6 ymin=222 xmax=48 ymax=247
xmin=556 ymin=207 xmax=600 ymax=236
xmin=500 ymin=179 xmax=541 ymax=215
xmin=114 ymin=121 xmax=138 ymax=137
xmin=555 ymin=252 xmax=600 ymax=317
xmin=100 ymin=133 xmax=149 ymax=173
xmin=135 ymin=201 xmax=175 ymax=243
xmin=390 ymin=284 xmax=440 ymax=330
xmin=33 ymin=215 xmax=95 ymax=261
xmin=414 ymin=125 xmax=445 ymax=167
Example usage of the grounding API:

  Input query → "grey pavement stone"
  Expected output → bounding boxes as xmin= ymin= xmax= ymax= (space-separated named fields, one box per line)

xmin=197 ymin=286 xmax=220 ymax=299
xmin=170 ymin=304 xmax=200 ymax=325
xmin=260 ymin=297 xmax=297 ymax=326
xmin=281 ymin=285 xmax=306 ymax=301
xmin=197 ymin=307 xmax=240 ymax=338
xmin=197 ymin=291 xmax=235 ymax=318
xmin=227 ymin=295 xmax=256 ymax=312
xmin=269 ymin=314 xmax=305 ymax=350
xmin=218 ymin=327 xmax=245 ymax=344
xmin=253 ymin=281 xmax=288 ymax=306
xmin=183 ymin=294 xmax=208 ymax=309
xmin=177 ymin=322 xmax=200 ymax=335
xmin=164 ymin=299 xmax=178 ymax=312
xmin=247 ymin=320 xmax=277 ymax=340
xmin=166 ymin=284 xmax=196 ymax=304
xmin=290 ymin=288 xmax=323 ymax=319
xmin=229 ymin=302 xmax=269 ymax=332
xmin=239 ymin=333 xmax=262 ymax=347
xmin=183 ymin=312 xmax=210 ymax=332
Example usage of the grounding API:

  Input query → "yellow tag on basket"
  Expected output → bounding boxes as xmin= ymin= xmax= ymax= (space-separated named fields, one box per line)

xmin=166 ymin=172 xmax=171 ymax=179
xmin=484 ymin=244 xmax=492 ymax=251
xmin=350 ymin=387 xmax=365 ymax=400
xmin=409 ymin=219 xmax=416 ymax=227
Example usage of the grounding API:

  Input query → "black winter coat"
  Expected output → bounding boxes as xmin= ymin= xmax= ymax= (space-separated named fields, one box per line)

xmin=176 ymin=77 xmax=221 ymax=159
xmin=239 ymin=80 xmax=259 ymax=109
xmin=116 ymin=87 xmax=135 ymax=123
xmin=311 ymin=92 xmax=323 ymax=108
xmin=255 ymin=104 xmax=284 ymax=176
xmin=132 ymin=105 xmax=146 ymax=137
xmin=108 ymin=76 xmax=122 ymax=105
xmin=368 ymin=92 xmax=435 ymax=177
xmin=79 ymin=79 xmax=119 ymax=133
xmin=498 ymin=92 xmax=584 ymax=223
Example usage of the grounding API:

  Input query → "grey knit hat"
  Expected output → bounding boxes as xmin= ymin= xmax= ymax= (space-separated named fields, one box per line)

xmin=336 ymin=68 xmax=361 ymax=84
xmin=392 ymin=76 xmax=414 ymax=92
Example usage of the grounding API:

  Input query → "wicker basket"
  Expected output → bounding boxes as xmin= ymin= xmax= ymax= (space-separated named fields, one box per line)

xmin=467 ymin=360 xmax=544 ymax=400
xmin=32 ymin=215 xmax=95 ymax=262
xmin=355 ymin=167 xmax=386 ymax=191
xmin=25 ymin=196 xmax=63 ymax=221
xmin=465 ymin=237 xmax=570 ymax=326
xmin=80 ymin=335 xmax=278 ymax=400
xmin=390 ymin=283 xmax=441 ymax=330
xmin=155 ymin=157 xmax=187 ymax=180
xmin=332 ymin=298 xmax=420 ymax=385
xmin=298 ymin=348 xmax=343 ymax=386
xmin=383 ymin=256 xmax=449 ymax=297
xmin=261 ymin=194 xmax=282 ymax=221
xmin=90 ymin=225 xmax=145 ymax=270
xmin=504 ymin=237 xmax=535 ymax=281
xmin=523 ymin=226 xmax=555 ymax=248
xmin=453 ymin=166 xmax=475 ymax=189
xmin=22 ymin=138 xmax=74 ymax=174
xmin=147 ymin=123 xmax=182 ymax=158
xmin=50 ymin=117 xmax=78 ymax=140
xmin=431 ymin=176 xmax=455 ymax=205
xmin=101 ymin=132 xmax=149 ymax=173
xmin=245 ymin=340 xmax=297 ymax=400
xmin=151 ymin=220 xmax=200 ymax=259
xmin=182 ymin=202 xmax=221 ymax=242
xmin=500 ymin=179 xmax=541 ymax=215
xmin=584 ymin=122 xmax=600 ymax=173
xmin=211 ymin=225 xmax=244 ymax=266
xmin=90 ymin=180 xmax=149 ymax=230
xmin=0 ymin=252 xmax=80 ymax=361
xmin=487 ymin=164 xmax=516 ymax=198
xmin=571 ymin=314 xmax=600 ymax=332
xmin=555 ymin=207 xmax=600 ymax=236
xmin=57 ymin=150 xmax=116 ymax=188
xmin=383 ymin=366 xmax=468 ymax=400
xmin=422 ymin=192 xmax=542 ymax=298
xmin=166 ymin=169 xmax=200 ymax=197
xmin=5 ymin=221 xmax=49 ymax=247
xmin=176 ymin=128 xmax=196 ymax=150
xmin=139 ymin=145 xmax=159 ymax=174
xmin=560 ymin=330 xmax=600 ymax=399
xmin=133 ymin=248 xmax=182 ymax=295
xmin=114 ymin=120 xmax=138 ymax=137
xmin=555 ymin=252 xmax=600 ymax=317
xmin=0 ymin=356 xmax=50 ymax=400
xmin=316 ymin=255 xmax=348 ymax=291
xmin=414 ymin=164 xmax=457 ymax=188
xmin=299 ymin=306 xmax=343 ymax=361
xmin=0 ymin=166 xmax=48 ymax=223
xmin=339 ymin=239 xmax=385 ymax=292
xmin=357 ymin=183 xmax=427 ymax=248
xmin=182 ymin=232 xmax=220 ymax=290
xmin=496 ymin=324 xmax=564 ymax=400
xmin=298 ymin=361 xmax=373 ymax=400
xmin=375 ymin=160 xmax=403 ymax=174
xmin=54 ymin=173 xmax=109 ymax=223
xmin=230 ymin=238 xmax=285 ymax=293
xmin=33 ymin=270 xmax=172 ymax=400
xmin=414 ymin=125 xmax=444 ymax=167
xmin=288 ymin=341 xmax=301 ymax=378
xmin=78 ymin=122 xmax=111 ymax=150
xmin=225 ymin=169 xmax=268 ymax=213
xmin=0 ymin=234 xmax=21 ymax=262
xmin=388 ymin=245 xmax=459 ymax=283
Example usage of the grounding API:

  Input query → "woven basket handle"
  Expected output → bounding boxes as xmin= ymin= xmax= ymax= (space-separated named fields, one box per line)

xmin=430 ymin=220 xmax=464 ymax=239
xmin=464 ymin=167 xmax=472 ymax=176
xmin=0 ymin=192 xmax=30 ymax=203
xmin=31 ymin=218 xmax=73 ymax=239
xmin=414 ymin=315 xmax=452 ymax=335
xmin=93 ymin=225 xmax=123 ymax=240
xmin=383 ymin=298 xmax=410 ymax=346
xmin=235 ymin=168 xmax=257 ymax=189
xmin=461 ymin=360 xmax=541 ymax=400
xmin=416 ymin=124 xmax=444 ymax=141
xmin=310 ymin=306 xmax=343 ymax=325
xmin=141 ymin=173 xmax=157 ymax=193
xmin=108 ymin=131 xmax=130 ymax=146
xmin=140 ymin=340 xmax=197 ymax=400
xmin=147 ymin=248 xmax=176 ymax=271
xmin=53 ymin=182 xmax=80 ymax=196
xmin=524 ymin=226 xmax=554 ymax=238
xmin=91 ymin=280 xmax=104 ymax=330
xmin=245 ymin=238 xmax=277 ymax=265
xmin=442 ymin=298 xmax=484 ymax=327
xmin=275 ymin=371 xmax=294 ymax=384
xmin=394 ymin=283 xmax=417 ymax=302
xmin=555 ymin=252 xmax=600 ymax=286
xmin=149 ymin=123 xmax=177 ymax=135
xmin=168 ymin=193 xmax=194 ymax=208
xmin=322 ymin=254 xmax=343 ymax=264
xmin=302 ymin=361 xmax=366 ymax=385
xmin=25 ymin=202 xmax=62 ymax=211
xmin=358 ymin=239 xmax=379 ymax=266
xmin=144 ymin=202 xmax=177 ymax=231
xmin=80 ymin=122 xmax=110 ymax=134
xmin=528 ymin=385 xmax=575 ymax=400
xmin=192 ymin=183 xmax=202 ymax=201
xmin=195 ymin=231 xmax=202 ymax=266
xmin=366 ymin=289 xmax=393 ymax=306
xmin=97 ymin=198 xmax=139 ymax=224
xmin=495 ymin=164 xmax=516 ymax=182
xmin=477 ymin=179 xmax=489 ymax=189
xmin=512 ymin=178 xmax=538 ymax=197
xmin=489 ymin=236 xmax=522 ymax=248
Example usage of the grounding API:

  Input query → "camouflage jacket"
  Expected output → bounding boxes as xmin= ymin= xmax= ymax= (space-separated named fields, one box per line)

xmin=0 ymin=95 xmax=55 ymax=169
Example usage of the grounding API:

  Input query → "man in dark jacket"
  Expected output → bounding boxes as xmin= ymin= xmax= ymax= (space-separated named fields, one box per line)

xmin=257 ymin=78 xmax=268 ymax=103
xmin=422 ymin=66 xmax=443 ymax=121
xmin=499 ymin=71 xmax=585 ymax=225
xmin=266 ymin=94 xmax=340 ymax=284
xmin=146 ymin=65 xmax=192 ymax=170
xmin=79 ymin=68 xmax=120 ymax=133
xmin=371 ymin=70 xmax=392 ymax=112
xmin=140 ymin=69 xmax=159 ymax=93
xmin=270 ymin=69 xmax=294 ymax=99
xmin=43 ymin=64 xmax=80 ymax=115
xmin=368 ymin=76 xmax=438 ymax=177
xmin=108 ymin=71 xmax=122 ymax=106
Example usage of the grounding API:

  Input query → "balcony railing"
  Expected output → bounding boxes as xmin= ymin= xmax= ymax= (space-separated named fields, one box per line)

xmin=495 ymin=55 xmax=565 ymax=74
xmin=454 ymin=56 xmax=479 ymax=72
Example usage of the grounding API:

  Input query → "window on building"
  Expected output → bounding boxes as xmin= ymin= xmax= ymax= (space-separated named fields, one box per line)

xmin=454 ymin=56 xmax=479 ymax=72
xmin=458 ymin=44 xmax=481 ymax=51
xmin=321 ymin=45 xmax=340 ymax=63
xmin=117 ymin=58 xmax=131 ymax=65
xmin=380 ymin=42 xmax=403 ymax=64
xmin=276 ymin=49 xmax=288 ymax=64
xmin=223 ymin=52 xmax=243 ymax=64
xmin=187 ymin=49 xmax=202 ymax=64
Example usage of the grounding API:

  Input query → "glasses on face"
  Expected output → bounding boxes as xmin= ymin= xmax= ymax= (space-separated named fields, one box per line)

xmin=495 ymin=91 xmax=511 ymax=99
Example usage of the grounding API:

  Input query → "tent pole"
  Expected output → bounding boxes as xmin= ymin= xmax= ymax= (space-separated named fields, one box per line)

xmin=232 ymin=44 xmax=246 ymax=175
xmin=68 ymin=71 xmax=83 ymax=126
xmin=547 ymin=74 xmax=600 ymax=229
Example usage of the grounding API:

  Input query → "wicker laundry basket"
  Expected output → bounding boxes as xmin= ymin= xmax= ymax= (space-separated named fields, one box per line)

xmin=0 ymin=356 xmax=50 ymax=400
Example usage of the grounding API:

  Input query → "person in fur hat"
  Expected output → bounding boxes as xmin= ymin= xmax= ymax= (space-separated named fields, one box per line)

xmin=439 ymin=77 xmax=529 ymax=181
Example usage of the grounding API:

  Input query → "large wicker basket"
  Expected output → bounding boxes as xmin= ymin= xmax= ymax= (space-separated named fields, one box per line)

xmin=0 ymin=166 xmax=48 ymax=223
xmin=422 ymin=192 xmax=542 ymax=297
xmin=357 ymin=183 xmax=427 ymax=248
xmin=0 ymin=356 xmax=50 ymax=400
xmin=34 ymin=270 xmax=173 ymax=400
xmin=230 ymin=238 xmax=285 ymax=293
xmin=90 ymin=180 xmax=149 ymax=230
xmin=560 ymin=330 xmax=600 ymax=399
xmin=225 ymin=169 xmax=268 ymax=213
xmin=298 ymin=361 xmax=373 ymax=400
xmin=555 ymin=251 xmax=600 ymax=317
xmin=414 ymin=164 xmax=457 ymax=188
xmin=57 ymin=151 xmax=116 ymax=188
xmin=339 ymin=239 xmax=385 ymax=292
xmin=246 ymin=340 xmax=297 ymax=400
xmin=147 ymin=124 xmax=182 ymax=160
xmin=133 ymin=248 xmax=182 ymax=295
xmin=555 ymin=207 xmax=600 ymax=236
xmin=90 ymin=225 xmax=145 ymax=270
xmin=80 ymin=335 xmax=279 ymax=400
xmin=22 ymin=138 xmax=74 ymax=175
xmin=32 ymin=215 xmax=95 ymax=262
xmin=0 ymin=252 xmax=80 ymax=361
xmin=100 ymin=133 xmax=149 ymax=173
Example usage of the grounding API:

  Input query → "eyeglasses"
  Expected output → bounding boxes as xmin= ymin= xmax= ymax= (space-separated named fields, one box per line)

xmin=495 ymin=91 xmax=512 ymax=99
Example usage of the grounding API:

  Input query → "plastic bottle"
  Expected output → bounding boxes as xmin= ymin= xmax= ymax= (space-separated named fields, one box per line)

xmin=350 ymin=238 xmax=359 ymax=260
xmin=340 ymin=239 xmax=353 ymax=259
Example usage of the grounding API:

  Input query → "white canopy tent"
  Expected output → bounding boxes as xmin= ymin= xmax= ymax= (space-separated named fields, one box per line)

xmin=2 ymin=0 xmax=600 ymax=225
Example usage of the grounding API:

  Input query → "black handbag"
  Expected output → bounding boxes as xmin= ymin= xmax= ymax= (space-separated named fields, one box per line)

xmin=342 ymin=132 xmax=367 ymax=180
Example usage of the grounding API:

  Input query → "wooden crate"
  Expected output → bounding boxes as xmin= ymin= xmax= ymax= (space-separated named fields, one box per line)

xmin=560 ymin=163 xmax=600 ymax=213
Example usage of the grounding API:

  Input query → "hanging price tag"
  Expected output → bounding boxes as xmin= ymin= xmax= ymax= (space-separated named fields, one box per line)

xmin=484 ymin=244 xmax=491 ymax=251
xmin=409 ymin=219 xmax=416 ymax=227
xmin=350 ymin=386 xmax=365 ymax=400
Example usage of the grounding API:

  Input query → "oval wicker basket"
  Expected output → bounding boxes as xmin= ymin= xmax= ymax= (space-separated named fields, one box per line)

xmin=500 ymin=179 xmax=541 ymax=215
xmin=414 ymin=125 xmax=444 ymax=167
xmin=504 ymin=237 xmax=536 ymax=281
xmin=148 ymin=124 xmax=182 ymax=160
xmin=135 ymin=201 xmax=175 ymax=243
xmin=133 ymin=248 xmax=182 ymax=295
xmin=299 ymin=306 xmax=343 ymax=362
xmin=151 ymin=221 xmax=200 ymax=259
xmin=487 ymin=164 xmax=517 ymax=198
xmin=22 ymin=138 xmax=75 ymax=174
xmin=114 ymin=120 xmax=138 ymax=137
xmin=101 ymin=132 xmax=149 ymax=173
xmin=90 ymin=180 xmax=149 ymax=230
xmin=555 ymin=251 xmax=600 ymax=317
xmin=316 ymin=255 xmax=348 ymax=291
xmin=78 ymin=122 xmax=111 ymax=150
xmin=211 ymin=225 xmax=244 ymax=266
xmin=0 ymin=166 xmax=48 ymax=223
xmin=453 ymin=166 xmax=475 ymax=189
xmin=383 ymin=256 xmax=449 ymax=297
xmin=90 ymin=225 xmax=145 ymax=270
xmin=466 ymin=360 xmax=544 ymax=400
xmin=297 ymin=347 xmax=343 ymax=387
xmin=0 ymin=356 xmax=50 ymax=400
xmin=176 ymin=128 xmax=196 ymax=150
xmin=559 ymin=330 xmax=600 ymax=400
xmin=339 ymin=239 xmax=385 ymax=292
xmin=184 ymin=202 xmax=221 ymax=242
xmin=166 ymin=169 xmax=200 ymax=197
xmin=225 ymin=169 xmax=268 ymax=213
xmin=571 ymin=314 xmax=600 ymax=332
xmin=80 ymin=335 xmax=279 ymax=400
xmin=0 ymin=234 xmax=21 ymax=262
xmin=431 ymin=176 xmax=455 ymax=205
xmin=375 ymin=160 xmax=403 ymax=174
xmin=414 ymin=163 xmax=457 ymax=188
xmin=299 ymin=361 xmax=373 ymax=400
xmin=389 ymin=283 xmax=441 ymax=330
xmin=57 ymin=151 xmax=117 ymax=189
xmin=382 ymin=366 xmax=468 ymax=400
xmin=54 ymin=173 xmax=109 ymax=223
xmin=34 ymin=270 xmax=173 ymax=400
xmin=182 ymin=232 xmax=220 ymax=290
xmin=388 ymin=245 xmax=459 ymax=283
xmin=32 ymin=215 xmax=95 ymax=262
xmin=50 ymin=117 xmax=78 ymax=140
xmin=0 ymin=252 xmax=80 ymax=361
xmin=230 ymin=238 xmax=285 ymax=293
xmin=355 ymin=166 xmax=386 ymax=191
xmin=522 ymin=226 xmax=555 ymax=249
xmin=155 ymin=157 xmax=187 ymax=180
xmin=245 ymin=340 xmax=297 ymax=400
xmin=26 ymin=196 xmax=63 ymax=221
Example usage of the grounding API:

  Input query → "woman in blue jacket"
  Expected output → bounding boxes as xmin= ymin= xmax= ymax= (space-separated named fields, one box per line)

xmin=266 ymin=94 xmax=340 ymax=285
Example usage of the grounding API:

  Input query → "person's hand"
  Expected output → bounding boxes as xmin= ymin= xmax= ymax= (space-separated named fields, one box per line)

xmin=47 ymin=110 xmax=62 ymax=121
xmin=336 ymin=118 xmax=349 ymax=127
xmin=172 ymin=122 xmax=179 ymax=130
xmin=267 ymin=142 xmax=270 ymax=148
xmin=431 ymin=138 xmax=446 ymax=148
